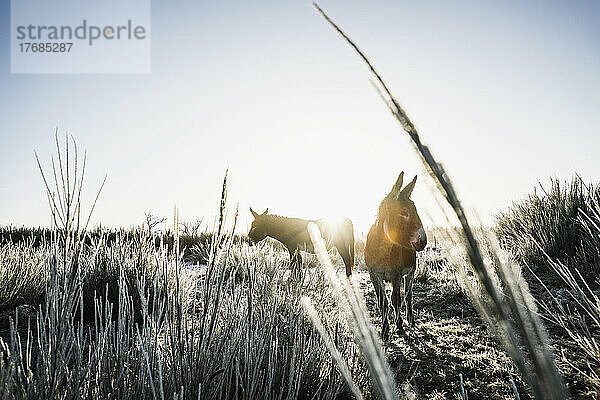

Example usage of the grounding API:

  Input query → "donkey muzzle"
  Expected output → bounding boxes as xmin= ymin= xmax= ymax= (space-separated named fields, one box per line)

xmin=248 ymin=228 xmax=258 ymax=244
xmin=411 ymin=228 xmax=427 ymax=251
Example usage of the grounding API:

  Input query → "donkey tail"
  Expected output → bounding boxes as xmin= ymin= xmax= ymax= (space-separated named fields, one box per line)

xmin=348 ymin=241 xmax=355 ymax=277
xmin=346 ymin=218 xmax=355 ymax=277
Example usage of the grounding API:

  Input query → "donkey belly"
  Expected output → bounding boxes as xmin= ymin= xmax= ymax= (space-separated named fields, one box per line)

xmin=367 ymin=263 xmax=414 ymax=283
xmin=296 ymin=241 xmax=339 ymax=255
xmin=296 ymin=225 xmax=339 ymax=254
xmin=297 ymin=242 xmax=316 ymax=253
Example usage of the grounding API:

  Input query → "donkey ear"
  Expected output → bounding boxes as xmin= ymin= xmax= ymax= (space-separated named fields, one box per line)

xmin=250 ymin=207 xmax=259 ymax=219
xmin=387 ymin=171 xmax=404 ymax=199
xmin=399 ymin=175 xmax=417 ymax=198
xmin=262 ymin=208 xmax=268 ymax=215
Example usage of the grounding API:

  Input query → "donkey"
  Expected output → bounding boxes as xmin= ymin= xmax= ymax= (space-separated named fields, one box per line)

xmin=365 ymin=172 xmax=427 ymax=340
xmin=248 ymin=208 xmax=355 ymax=277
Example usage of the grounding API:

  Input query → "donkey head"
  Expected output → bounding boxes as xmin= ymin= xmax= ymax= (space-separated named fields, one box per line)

xmin=248 ymin=207 xmax=269 ymax=243
xmin=378 ymin=172 xmax=427 ymax=251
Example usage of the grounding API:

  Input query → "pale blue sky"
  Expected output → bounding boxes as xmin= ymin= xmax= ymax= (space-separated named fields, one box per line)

xmin=1 ymin=0 xmax=599 ymax=233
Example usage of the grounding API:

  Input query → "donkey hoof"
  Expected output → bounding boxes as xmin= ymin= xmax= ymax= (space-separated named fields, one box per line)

xmin=381 ymin=325 xmax=390 ymax=341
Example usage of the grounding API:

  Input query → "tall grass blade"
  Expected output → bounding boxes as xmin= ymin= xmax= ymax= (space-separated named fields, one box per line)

xmin=312 ymin=3 xmax=566 ymax=398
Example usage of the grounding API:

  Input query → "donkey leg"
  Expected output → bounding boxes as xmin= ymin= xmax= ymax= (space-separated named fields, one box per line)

xmin=295 ymin=250 xmax=303 ymax=277
xmin=288 ymin=248 xmax=295 ymax=266
xmin=297 ymin=249 xmax=302 ymax=265
xmin=406 ymin=270 xmax=415 ymax=327
xmin=391 ymin=277 xmax=405 ymax=335
xmin=338 ymin=246 xmax=353 ymax=278
xmin=370 ymin=272 xmax=389 ymax=341
xmin=288 ymin=248 xmax=300 ymax=279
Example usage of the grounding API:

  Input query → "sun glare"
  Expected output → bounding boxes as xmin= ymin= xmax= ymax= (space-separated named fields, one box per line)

xmin=322 ymin=216 xmax=348 ymax=231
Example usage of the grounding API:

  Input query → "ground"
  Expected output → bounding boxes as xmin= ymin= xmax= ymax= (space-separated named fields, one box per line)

xmin=351 ymin=269 xmax=530 ymax=400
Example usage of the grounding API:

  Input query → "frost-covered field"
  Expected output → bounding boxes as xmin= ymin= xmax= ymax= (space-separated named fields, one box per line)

xmin=1 ymin=225 xmax=598 ymax=399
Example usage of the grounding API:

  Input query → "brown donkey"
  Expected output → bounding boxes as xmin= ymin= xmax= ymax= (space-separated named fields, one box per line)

xmin=365 ymin=172 xmax=427 ymax=340
xmin=248 ymin=208 xmax=355 ymax=277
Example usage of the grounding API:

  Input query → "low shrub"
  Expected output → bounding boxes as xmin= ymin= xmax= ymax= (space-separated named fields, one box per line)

xmin=495 ymin=176 xmax=600 ymax=275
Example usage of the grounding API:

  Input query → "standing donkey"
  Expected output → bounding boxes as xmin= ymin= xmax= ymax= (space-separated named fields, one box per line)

xmin=248 ymin=208 xmax=355 ymax=277
xmin=365 ymin=171 xmax=427 ymax=340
